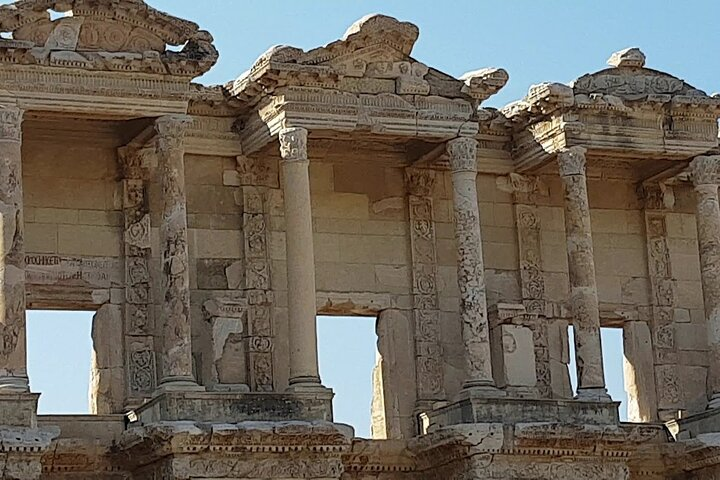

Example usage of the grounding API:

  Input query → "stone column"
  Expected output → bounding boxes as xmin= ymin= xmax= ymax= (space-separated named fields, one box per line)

xmin=279 ymin=127 xmax=322 ymax=390
xmin=0 ymin=105 xmax=29 ymax=393
xmin=557 ymin=146 xmax=609 ymax=400
xmin=155 ymin=115 xmax=201 ymax=392
xmin=689 ymin=155 xmax=720 ymax=409
xmin=447 ymin=137 xmax=496 ymax=392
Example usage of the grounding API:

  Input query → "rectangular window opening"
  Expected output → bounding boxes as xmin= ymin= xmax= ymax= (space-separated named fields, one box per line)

xmin=317 ymin=315 xmax=377 ymax=439
xmin=568 ymin=326 xmax=629 ymax=421
xmin=27 ymin=310 xmax=94 ymax=415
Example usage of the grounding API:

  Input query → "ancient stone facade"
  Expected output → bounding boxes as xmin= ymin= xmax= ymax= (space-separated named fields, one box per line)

xmin=0 ymin=3 xmax=718 ymax=479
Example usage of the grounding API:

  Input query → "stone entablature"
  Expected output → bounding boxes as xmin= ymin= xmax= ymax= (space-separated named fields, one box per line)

xmin=0 ymin=1 xmax=719 ymax=478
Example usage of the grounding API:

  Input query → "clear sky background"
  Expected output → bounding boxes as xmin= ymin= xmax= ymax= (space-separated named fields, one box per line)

xmin=25 ymin=0 xmax=719 ymax=431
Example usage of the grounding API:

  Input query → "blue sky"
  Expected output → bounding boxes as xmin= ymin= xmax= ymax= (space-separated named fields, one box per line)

xmin=25 ymin=0 xmax=717 ymax=431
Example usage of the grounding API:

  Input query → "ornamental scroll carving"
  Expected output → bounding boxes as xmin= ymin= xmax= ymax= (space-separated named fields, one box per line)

xmin=642 ymin=185 xmax=678 ymax=416
xmin=241 ymin=184 xmax=275 ymax=392
xmin=406 ymin=168 xmax=445 ymax=401
xmin=510 ymin=174 xmax=551 ymax=398
xmin=119 ymin=146 xmax=156 ymax=399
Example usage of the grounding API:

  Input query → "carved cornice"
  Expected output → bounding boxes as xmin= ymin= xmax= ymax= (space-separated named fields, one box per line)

xmin=557 ymin=146 xmax=587 ymax=177
xmin=690 ymin=155 xmax=720 ymax=186
xmin=278 ymin=127 xmax=308 ymax=163
xmin=446 ymin=137 xmax=478 ymax=173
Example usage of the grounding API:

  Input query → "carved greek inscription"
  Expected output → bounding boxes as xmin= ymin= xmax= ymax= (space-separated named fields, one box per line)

xmin=25 ymin=254 xmax=121 ymax=288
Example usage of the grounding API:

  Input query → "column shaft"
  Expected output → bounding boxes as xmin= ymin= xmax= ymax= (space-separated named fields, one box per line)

xmin=557 ymin=147 xmax=608 ymax=399
xmin=447 ymin=137 xmax=495 ymax=390
xmin=280 ymin=127 xmax=322 ymax=388
xmin=155 ymin=115 xmax=199 ymax=390
xmin=0 ymin=105 xmax=28 ymax=392
xmin=690 ymin=156 xmax=720 ymax=408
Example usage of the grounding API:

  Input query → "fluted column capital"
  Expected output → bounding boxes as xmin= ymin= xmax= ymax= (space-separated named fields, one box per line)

xmin=557 ymin=146 xmax=588 ymax=177
xmin=690 ymin=155 xmax=720 ymax=187
xmin=447 ymin=137 xmax=478 ymax=173
xmin=279 ymin=127 xmax=309 ymax=163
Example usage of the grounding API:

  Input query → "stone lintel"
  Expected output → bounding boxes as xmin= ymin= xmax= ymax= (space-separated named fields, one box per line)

xmin=423 ymin=397 xmax=620 ymax=433
xmin=131 ymin=391 xmax=335 ymax=425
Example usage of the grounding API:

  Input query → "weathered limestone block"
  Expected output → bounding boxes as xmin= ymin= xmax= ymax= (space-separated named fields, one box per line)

xmin=491 ymin=323 xmax=537 ymax=393
xmin=90 ymin=304 xmax=124 ymax=414
xmin=547 ymin=319 xmax=573 ymax=399
xmin=623 ymin=321 xmax=658 ymax=422
xmin=0 ymin=105 xmax=29 ymax=393
xmin=372 ymin=309 xmax=417 ymax=440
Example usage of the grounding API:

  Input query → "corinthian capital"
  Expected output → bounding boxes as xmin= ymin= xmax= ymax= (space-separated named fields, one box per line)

xmin=155 ymin=115 xmax=192 ymax=153
xmin=0 ymin=105 xmax=23 ymax=141
xmin=557 ymin=146 xmax=588 ymax=177
xmin=690 ymin=155 xmax=720 ymax=187
xmin=279 ymin=127 xmax=308 ymax=163
xmin=446 ymin=137 xmax=478 ymax=173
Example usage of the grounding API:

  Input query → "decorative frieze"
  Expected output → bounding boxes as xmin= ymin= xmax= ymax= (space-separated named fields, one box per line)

xmin=405 ymin=167 xmax=444 ymax=403
xmin=119 ymin=144 xmax=156 ymax=403
xmin=241 ymin=182 xmax=275 ymax=392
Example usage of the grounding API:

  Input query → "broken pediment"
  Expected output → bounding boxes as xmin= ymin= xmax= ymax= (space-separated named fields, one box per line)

xmin=573 ymin=47 xmax=712 ymax=103
xmin=0 ymin=0 xmax=218 ymax=77
xmin=229 ymin=14 xmax=508 ymax=109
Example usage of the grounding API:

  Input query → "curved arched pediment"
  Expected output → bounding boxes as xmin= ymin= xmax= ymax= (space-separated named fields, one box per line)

xmin=572 ymin=47 xmax=707 ymax=101
xmin=0 ymin=0 xmax=218 ymax=77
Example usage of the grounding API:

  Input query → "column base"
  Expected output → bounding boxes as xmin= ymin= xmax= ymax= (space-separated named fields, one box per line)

xmin=0 ymin=375 xmax=30 ymax=393
xmin=456 ymin=382 xmax=506 ymax=401
xmin=575 ymin=387 xmax=612 ymax=402
xmin=155 ymin=376 xmax=205 ymax=395
xmin=209 ymin=383 xmax=250 ymax=393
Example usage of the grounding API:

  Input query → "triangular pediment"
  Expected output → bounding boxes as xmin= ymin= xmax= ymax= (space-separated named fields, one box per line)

xmin=230 ymin=14 xmax=508 ymax=110
xmin=0 ymin=0 xmax=217 ymax=77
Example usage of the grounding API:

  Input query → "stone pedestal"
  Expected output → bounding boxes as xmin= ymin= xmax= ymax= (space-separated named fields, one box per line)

xmin=279 ymin=128 xmax=326 ymax=392
xmin=0 ymin=104 xmax=29 ymax=394
xmin=557 ymin=147 xmax=609 ymax=401
xmin=130 ymin=391 xmax=334 ymax=425
xmin=446 ymin=137 xmax=497 ymax=394
xmin=154 ymin=115 xmax=203 ymax=393
xmin=689 ymin=155 xmax=720 ymax=409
